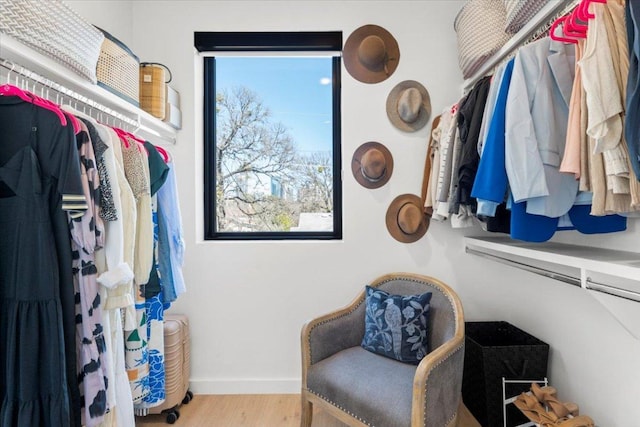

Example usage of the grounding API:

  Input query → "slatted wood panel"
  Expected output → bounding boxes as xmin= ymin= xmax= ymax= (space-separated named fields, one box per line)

xmin=134 ymin=394 xmax=481 ymax=427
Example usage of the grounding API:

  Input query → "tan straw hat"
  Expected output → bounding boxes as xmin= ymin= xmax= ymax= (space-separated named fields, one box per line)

xmin=351 ymin=141 xmax=393 ymax=189
xmin=343 ymin=24 xmax=400 ymax=84
xmin=385 ymin=194 xmax=429 ymax=243
xmin=386 ymin=80 xmax=432 ymax=132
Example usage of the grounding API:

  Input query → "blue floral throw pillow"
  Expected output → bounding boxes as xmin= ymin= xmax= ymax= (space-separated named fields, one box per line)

xmin=361 ymin=285 xmax=432 ymax=364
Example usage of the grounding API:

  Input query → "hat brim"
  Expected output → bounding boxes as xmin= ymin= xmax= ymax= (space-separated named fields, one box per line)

xmin=385 ymin=193 xmax=430 ymax=243
xmin=386 ymin=80 xmax=432 ymax=132
xmin=343 ymin=24 xmax=400 ymax=84
xmin=351 ymin=141 xmax=394 ymax=189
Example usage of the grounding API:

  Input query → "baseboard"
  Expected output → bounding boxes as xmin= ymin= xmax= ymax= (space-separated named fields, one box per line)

xmin=189 ymin=378 xmax=301 ymax=394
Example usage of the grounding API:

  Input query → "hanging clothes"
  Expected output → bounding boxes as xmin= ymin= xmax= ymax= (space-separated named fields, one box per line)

xmin=580 ymin=1 xmax=640 ymax=215
xmin=120 ymin=134 xmax=153 ymax=404
xmin=477 ymin=63 xmax=507 ymax=157
xmin=505 ymin=37 xmax=580 ymax=218
xmin=469 ymin=36 xmax=627 ymax=242
xmin=423 ymin=115 xmax=441 ymax=216
xmin=100 ymin=127 xmax=137 ymax=321
xmin=472 ymin=58 xmax=515 ymax=217
xmin=625 ymin=0 xmax=640 ymax=180
xmin=0 ymin=96 xmax=86 ymax=427
xmin=90 ymin=123 xmax=136 ymax=427
xmin=427 ymin=106 xmax=451 ymax=221
xmin=580 ymin=0 xmax=630 ymax=208
xmin=69 ymin=120 xmax=109 ymax=427
xmin=455 ymin=75 xmax=491 ymax=215
xmin=157 ymin=160 xmax=186 ymax=303
xmin=1 ymin=72 xmax=186 ymax=425
xmin=134 ymin=141 xmax=170 ymax=415
xmin=604 ymin=0 xmax=640 ymax=212
xmin=435 ymin=106 xmax=460 ymax=220
xmin=560 ymin=38 xmax=585 ymax=179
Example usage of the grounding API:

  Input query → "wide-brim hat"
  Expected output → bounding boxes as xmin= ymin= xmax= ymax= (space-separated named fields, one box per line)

xmin=385 ymin=194 xmax=429 ymax=243
xmin=343 ymin=24 xmax=400 ymax=84
xmin=386 ymin=80 xmax=431 ymax=132
xmin=351 ymin=141 xmax=394 ymax=189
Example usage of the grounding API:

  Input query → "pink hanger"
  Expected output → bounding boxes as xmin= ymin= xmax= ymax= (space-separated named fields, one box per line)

xmin=113 ymin=127 xmax=144 ymax=143
xmin=566 ymin=7 xmax=589 ymax=34
xmin=34 ymin=96 xmax=79 ymax=133
xmin=0 ymin=84 xmax=68 ymax=126
xmin=580 ymin=0 xmax=607 ymax=20
xmin=63 ymin=111 xmax=81 ymax=135
xmin=126 ymin=132 xmax=145 ymax=144
xmin=0 ymin=84 xmax=33 ymax=102
xmin=113 ymin=127 xmax=148 ymax=155
xmin=576 ymin=1 xmax=592 ymax=20
xmin=550 ymin=19 xmax=579 ymax=44
xmin=35 ymin=97 xmax=70 ymax=129
xmin=131 ymin=135 xmax=148 ymax=155
xmin=112 ymin=127 xmax=131 ymax=148
xmin=154 ymin=145 xmax=170 ymax=163
xmin=563 ymin=15 xmax=587 ymax=39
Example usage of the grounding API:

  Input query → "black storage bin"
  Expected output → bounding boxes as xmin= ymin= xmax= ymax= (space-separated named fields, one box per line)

xmin=462 ymin=321 xmax=549 ymax=427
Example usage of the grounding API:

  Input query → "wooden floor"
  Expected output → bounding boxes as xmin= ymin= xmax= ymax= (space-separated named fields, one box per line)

xmin=135 ymin=394 xmax=482 ymax=427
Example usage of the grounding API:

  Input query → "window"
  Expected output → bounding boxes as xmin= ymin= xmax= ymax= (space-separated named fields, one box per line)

xmin=196 ymin=32 xmax=342 ymax=240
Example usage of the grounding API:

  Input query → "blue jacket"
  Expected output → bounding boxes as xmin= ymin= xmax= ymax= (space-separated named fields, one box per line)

xmin=471 ymin=51 xmax=626 ymax=242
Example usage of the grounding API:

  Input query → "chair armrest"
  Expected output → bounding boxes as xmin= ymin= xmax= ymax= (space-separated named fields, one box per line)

xmin=412 ymin=295 xmax=465 ymax=427
xmin=301 ymin=290 xmax=367 ymax=372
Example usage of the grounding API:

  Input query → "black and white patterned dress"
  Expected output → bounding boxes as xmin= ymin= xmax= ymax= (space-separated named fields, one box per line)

xmin=69 ymin=122 xmax=109 ymax=427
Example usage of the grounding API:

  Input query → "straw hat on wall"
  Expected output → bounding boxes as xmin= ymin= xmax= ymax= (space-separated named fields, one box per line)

xmin=343 ymin=24 xmax=400 ymax=84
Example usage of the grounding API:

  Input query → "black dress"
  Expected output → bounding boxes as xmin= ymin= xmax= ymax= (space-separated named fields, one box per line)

xmin=0 ymin=97 xmax=86 ymax=426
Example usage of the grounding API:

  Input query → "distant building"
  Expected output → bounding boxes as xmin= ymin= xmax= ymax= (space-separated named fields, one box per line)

xmin=290 ymin=212 xmax=333 ymax=231
xmin=231 ymin=172 xmax=291 ymax=200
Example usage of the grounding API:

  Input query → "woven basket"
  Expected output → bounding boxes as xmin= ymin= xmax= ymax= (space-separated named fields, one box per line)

xmin=454 ymin=0 xmax=512 ymax=79
xmin=503 ymin=0 xmax=551 ymax=34
xmin=96 ymin=28 xmax=140 ymax=106
xmin=140 ymin=63 xmax=171 ymax=119
xmin=0 ymin=0 xmax=104 ymax=83
xmin=462 ymin=321 xmax=549 ymax=427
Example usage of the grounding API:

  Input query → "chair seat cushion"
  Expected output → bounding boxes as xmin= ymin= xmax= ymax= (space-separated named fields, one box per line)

xmin=306 ymin=346 xmax=416 ymax=427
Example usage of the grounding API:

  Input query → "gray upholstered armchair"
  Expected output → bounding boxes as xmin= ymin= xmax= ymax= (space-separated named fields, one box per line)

xmin=300 ymin=273 xmax=465 ymax=427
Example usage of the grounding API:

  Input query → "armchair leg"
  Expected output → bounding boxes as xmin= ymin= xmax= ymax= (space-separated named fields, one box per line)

xmin=301 ymin=392 xmax=313 ymax=427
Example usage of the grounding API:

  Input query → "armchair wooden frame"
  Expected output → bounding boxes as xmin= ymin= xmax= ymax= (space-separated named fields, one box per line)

xmin=300 ymin=273 xmax=465 ymax=427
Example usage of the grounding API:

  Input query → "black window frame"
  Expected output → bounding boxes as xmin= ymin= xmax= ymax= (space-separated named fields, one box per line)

xmin=197 ymin=31 xmax=343 ymax=240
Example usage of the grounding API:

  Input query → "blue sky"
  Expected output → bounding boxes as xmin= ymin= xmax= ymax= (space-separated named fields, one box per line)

xmin=215 ymin=56 xmax=333 ymax=155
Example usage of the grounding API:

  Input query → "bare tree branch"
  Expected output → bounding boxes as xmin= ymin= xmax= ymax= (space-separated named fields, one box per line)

xmin=214 ymin=84 xmax=334 ymax=232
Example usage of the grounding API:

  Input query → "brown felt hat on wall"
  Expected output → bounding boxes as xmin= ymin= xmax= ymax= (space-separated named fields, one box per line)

xmin=386 ymin=80 xmax=432 ymax=132
xmin=351 ymin=141 xmax=394 ymax=189
xmin=343 ymin=24 xmax=400 ymax=84
xmin=385 ymin=194 xmax=429 ymax=243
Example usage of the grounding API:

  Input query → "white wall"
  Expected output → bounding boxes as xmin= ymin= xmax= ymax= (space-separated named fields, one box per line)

xmin=66 ymin=0 xmax=134 ymax=48
xmin=71 ymin=2 xmax=640 ymax=426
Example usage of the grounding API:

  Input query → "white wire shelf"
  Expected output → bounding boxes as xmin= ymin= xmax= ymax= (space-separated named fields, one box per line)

xmin=0 ymin=32 xmax=177 ymax=144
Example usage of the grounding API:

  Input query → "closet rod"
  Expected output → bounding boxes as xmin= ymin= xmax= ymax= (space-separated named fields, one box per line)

xmin=585 ymin=279 xmax=640 ymax=303
xmin=0 ymin=58 xmax=141 ymax=131
xmin=462 ymin=0 xmax=579 ymax=92
xmin=0 ymin=57 xmax=174 ymax=144
xmin=464 ymin=246 xmax=582 ymax=287
xmin=465 ymin=246 xmax=640 ymax=303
